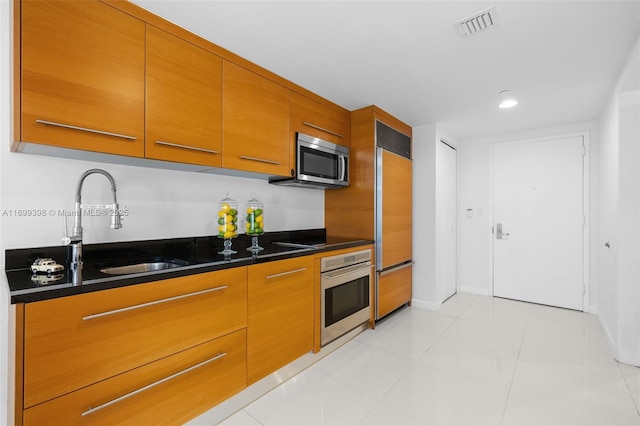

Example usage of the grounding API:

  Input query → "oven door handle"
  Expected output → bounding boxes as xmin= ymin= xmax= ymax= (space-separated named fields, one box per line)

xmin=323 ymin=264 xmax=372 ymax=280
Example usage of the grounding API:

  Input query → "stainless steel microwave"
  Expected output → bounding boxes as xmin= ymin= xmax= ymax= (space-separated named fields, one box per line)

xmin=269 ymin=133 xmax=349 ymax=189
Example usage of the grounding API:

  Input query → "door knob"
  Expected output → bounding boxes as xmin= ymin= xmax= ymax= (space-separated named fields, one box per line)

xmin=496 ymin=223 xmax=510 ymax=240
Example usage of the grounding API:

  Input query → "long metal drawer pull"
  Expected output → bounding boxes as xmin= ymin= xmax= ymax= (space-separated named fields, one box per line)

xmin=155 ymin=140 xmax=219 ymax=155
xmin=82 ymin=286 xmax=228 ymax=321
xmin=35 ymin=119 xmax=137 ymax=141
xmin=81 ymin=352 xmax=227 ymax=417
xmin=303 ymin=122 xmax=344 ymax=138
xmin=266 ymin=267 xmax=307 ymax=280
xmin=239 ymin=155 xmax=281 ymax=165
xmin=380 ymin=262 xmax=415 ymax=276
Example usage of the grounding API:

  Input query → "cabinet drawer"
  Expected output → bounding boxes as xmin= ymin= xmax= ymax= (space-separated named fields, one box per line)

xmin=24 ymin=329 xmax=247 ymax=426
xmin=23 ymin=268 xmax=247 ymax=408
xmin=247 ymin=256 xmax=314 ymax=383
xmin=377 ymin=264 xmax=412 ymax=319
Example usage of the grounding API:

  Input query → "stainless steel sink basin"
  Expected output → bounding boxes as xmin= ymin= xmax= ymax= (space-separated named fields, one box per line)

xmin=99 ymin=258 xmax=188 ymax=275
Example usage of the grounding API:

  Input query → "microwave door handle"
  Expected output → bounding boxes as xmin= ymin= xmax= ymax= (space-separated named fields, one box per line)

xmin=339 ymin=156 xmax=346 ymax=181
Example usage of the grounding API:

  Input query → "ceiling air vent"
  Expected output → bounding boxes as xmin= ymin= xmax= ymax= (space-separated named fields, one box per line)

xmin=455 ymin=6 xmax=499 ymax=37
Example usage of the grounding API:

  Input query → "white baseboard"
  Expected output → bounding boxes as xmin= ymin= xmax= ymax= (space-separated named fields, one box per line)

xmin=411 ymin=298 xmax=441 ymax=311
xmin=584 ymin=305 xmax=598 ymax=314
xmin=597 ymin=312 xmax=618 ymax=361
xmin=412 ymin=287 xmax=492 ymax=311
xmin=457 ymin=286 xmax=491 ymax=296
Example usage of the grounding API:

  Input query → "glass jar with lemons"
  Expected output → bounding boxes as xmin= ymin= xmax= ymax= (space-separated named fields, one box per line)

xmin=245 ymin=194 xmax=264 ymax=253
xmin=217 ymin=193 xmax=239 ymax=255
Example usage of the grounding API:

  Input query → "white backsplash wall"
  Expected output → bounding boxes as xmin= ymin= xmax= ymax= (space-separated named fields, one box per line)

xmin=0 ymin=150 xmax=325 ymax=249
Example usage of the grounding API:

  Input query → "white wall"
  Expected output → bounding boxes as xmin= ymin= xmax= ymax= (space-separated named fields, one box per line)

xmin=412 ymin=124 xmax=437 ymax=309
xmin=0 ymin=5 xmax=325 ymax=421
xmin=1 ymin=153 xmax=325 ymax=249
xmin=412 ymin=123 xmax=459 ymax=309
xmin=1 ymin=1 xmax=13 ymax=422
xmin=457 ymin=120 xmax=599 ymax=310
xmin=598 ymin=83 xmax=621 ymax=358
xmin=598 ymin=36 xmax=640 ymax=366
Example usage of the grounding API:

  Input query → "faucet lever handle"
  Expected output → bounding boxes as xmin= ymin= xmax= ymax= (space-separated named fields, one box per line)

xmin=111 ymin=203 xmax=123 ymax=229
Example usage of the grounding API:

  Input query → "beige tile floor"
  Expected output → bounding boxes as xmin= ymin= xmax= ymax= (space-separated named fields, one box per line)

xmin=207 ymin=293 xmax=640 ymax=425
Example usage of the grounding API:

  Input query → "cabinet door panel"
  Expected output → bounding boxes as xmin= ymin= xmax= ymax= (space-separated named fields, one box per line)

xmin=21 ymin=0 xmax=145 ymax=156
xmin=23 ymin=268 xmax=247 ymax=408
xmin=24 ymin=330 xmax=246 ymax=426
xmin=222 ymin=61 xmax=290 ymax=176
xmin=290 ymin=91 xmax=350 ymax=147
xmin=247 ymin=256 xmax=314 ymax=383
xmin=377 ymin=265 xmax=412 ymax=318
xmin=381 ymin=149 xmax=413 ymax=268
xmin=146 ymin=25 xmax=222 ymax=166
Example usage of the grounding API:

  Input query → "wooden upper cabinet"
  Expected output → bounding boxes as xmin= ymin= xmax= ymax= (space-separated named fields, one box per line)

xmin=20 ymin=0 xmax=145 ymax=157
xmin=222 ymin=61 xmax=291 ymax=176
xmin=145 ymin=25 xmax=223 ymax=167
xmin=290 ymin=91 xmax=350 ymax=147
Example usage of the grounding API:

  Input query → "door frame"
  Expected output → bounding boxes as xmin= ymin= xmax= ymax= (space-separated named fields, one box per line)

xmin=489 ymin=131 xmax=590 ymax=310
xmin=436 ymin=139 xmax=458 ymax=302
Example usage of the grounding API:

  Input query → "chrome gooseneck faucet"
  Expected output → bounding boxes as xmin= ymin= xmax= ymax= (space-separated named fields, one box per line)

xmin=67 ymin=169 xmax=122 ymax=284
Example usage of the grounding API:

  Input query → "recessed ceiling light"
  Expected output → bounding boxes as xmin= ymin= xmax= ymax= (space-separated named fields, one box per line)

xmin=498 ymin=90 xmax=518 ymax=109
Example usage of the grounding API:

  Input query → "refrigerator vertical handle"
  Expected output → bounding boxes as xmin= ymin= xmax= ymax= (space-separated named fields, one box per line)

xmin=375 ymin=147 xmax=384 ymax=268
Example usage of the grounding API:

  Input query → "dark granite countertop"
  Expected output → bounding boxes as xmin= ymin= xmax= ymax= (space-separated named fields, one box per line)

xmin=5 ymin=229 xmax=372 ymax=304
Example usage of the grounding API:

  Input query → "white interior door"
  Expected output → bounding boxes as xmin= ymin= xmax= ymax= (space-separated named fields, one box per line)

xmin=436 ymin=140 xmax=457 ymax=301
xmin=492 ymin=136 xmax=584 ymax=310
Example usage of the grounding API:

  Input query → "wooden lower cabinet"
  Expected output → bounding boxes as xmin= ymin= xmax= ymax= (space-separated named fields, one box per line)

xmin=22 ymin=268 xmax=247 ymax=408
xmin=247 ymin=256 xmax=315 ymax=384
xmin=23 ymin=329 xmax=247 ymax=426
xmin=16 ymin=254 xmax=323 ymax=423
xmin=377 ymin=264 xmax=412 ymax=319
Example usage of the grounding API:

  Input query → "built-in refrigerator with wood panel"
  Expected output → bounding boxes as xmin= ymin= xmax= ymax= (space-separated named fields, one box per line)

xmin=374 ymin=121 xmax=412 ymax=319
xmin=325 ymin=106 xmax=412 ymax=321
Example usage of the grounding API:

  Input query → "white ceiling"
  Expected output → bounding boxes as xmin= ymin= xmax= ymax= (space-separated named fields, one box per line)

xmin=131 ymin=0 xmax=640 ymax=140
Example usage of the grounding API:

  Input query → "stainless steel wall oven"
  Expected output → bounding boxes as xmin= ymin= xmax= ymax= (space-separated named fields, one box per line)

xmin=320 ymin=249 xmax=372 ymax=346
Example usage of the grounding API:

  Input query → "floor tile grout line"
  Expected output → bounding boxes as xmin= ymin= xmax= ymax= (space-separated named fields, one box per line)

xmin=244 ymin=409 xmax=264 ymax=426
xmin=220 ymin=294 xmax=640 ymax=425
xmin=321 ymin=320 xmax=432 ymax=426
xmin=353 ymin=306 xmax=461 ymax=424
xmin=617 ymin=362 xmax=640 ymax=417
xmin=498 ymin=297 xmax=534 ymax=426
